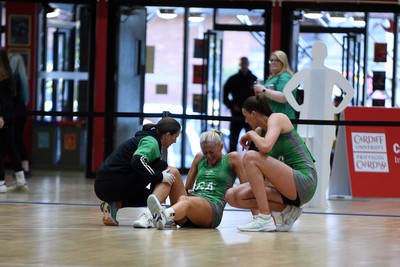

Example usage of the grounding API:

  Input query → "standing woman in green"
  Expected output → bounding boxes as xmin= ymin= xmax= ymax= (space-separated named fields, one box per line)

xmin=253 ymin=50 xmax=298 ymax=123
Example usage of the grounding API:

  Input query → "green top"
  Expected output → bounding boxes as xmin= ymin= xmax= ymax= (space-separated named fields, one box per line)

xmin=193 ymin=154 xmax=235 ymax=207
xmin=134 ymin=136 xmax=161 ymax=163
xmin=267 ymin=128 xmax=317 ymax=204
xmin=264 ymin=72 xmax=297 ymax=121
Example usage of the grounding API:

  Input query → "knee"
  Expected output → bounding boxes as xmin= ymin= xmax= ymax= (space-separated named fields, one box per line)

xmin=177 ymin=194 xmax=190 ymax=203
xmin=168 ymin=167 xmax=181 ymax=179
xmin=243 ymin=150 xmax=258 ymax=164
xmin=225 ymin=187 xmax=239 ymax=207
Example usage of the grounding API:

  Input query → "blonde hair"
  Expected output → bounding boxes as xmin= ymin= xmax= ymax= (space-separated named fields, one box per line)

xmin=271 ymin=50 xmax=293 ymax=76
xmin=200 ymin=129 xmax=223 ymax=146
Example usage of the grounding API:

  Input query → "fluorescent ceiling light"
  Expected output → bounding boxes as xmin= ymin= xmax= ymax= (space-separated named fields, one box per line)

xmin=157 ymin=9 xmax=177 ymax=20
xmin=327 ymin=12 xmax=347 ymax=24
xmin=188 ymin=13 xmax=205 ymax=23
xmin=46 ymin=8 xmax=60 ymax=18
xmin=350 ymin=16 xmax=366 ymax=27
xmin=303 ymin=11 xmax=323 ymax=20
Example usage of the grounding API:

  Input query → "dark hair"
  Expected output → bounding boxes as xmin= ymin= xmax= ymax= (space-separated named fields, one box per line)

xmin=143 ymin=117 xmax=181 ymax=135
xmin=242 ymin=94 xmax=273 ymax=116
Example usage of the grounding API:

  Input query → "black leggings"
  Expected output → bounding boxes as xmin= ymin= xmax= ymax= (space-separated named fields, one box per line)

xmin=94 ymin=159 xmax=168 ymax=208
xmin=0 ymin=119 xmax=23 ymax=181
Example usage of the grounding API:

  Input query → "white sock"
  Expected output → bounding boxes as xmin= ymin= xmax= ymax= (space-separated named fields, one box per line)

xmin=258 ymin=213 xmax=272 ymax=220
xmin=15 ymin=171 xmax=26 ymax=185
xmin=164 ymin=207 xmax=175 ymax=221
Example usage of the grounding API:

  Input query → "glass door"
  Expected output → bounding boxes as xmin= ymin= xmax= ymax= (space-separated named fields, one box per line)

xmin=201 ymin=30 xmax=223 ymax=132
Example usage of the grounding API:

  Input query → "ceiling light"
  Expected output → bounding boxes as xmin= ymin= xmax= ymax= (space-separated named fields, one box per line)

xmin=46 ymin=8 xmax=60 ymax=18
xmin=327 ymin=12 xmax=347 ymax=24
xmin=350 ymin=16 xmax=366 ymax=27
xmin=156 ymin=9 xmax=177 ymax=20
xmin=303 ymin=11 xmax=323 ymax=20
xmin=188 ymin=13 xmax=205 ymax=23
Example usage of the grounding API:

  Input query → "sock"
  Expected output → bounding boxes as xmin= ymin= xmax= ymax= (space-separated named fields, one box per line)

xmin=258 ymin=213 xmax=272 ymax=220
xmin=15 ymin=171 xmax=26 ymax=185
xmin=164 ymin=207 xmax=175 ymax=221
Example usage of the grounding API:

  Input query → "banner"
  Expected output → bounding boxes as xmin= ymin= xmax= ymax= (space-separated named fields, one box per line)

xmin=344 ymin=107 xmax=400 ymax=198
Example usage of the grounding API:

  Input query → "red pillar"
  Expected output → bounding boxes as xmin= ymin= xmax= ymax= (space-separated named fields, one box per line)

xmin=270 ymin=2 xmax=282 ymax=52
xmin=92 ymin=0 xmax=108 ymax=173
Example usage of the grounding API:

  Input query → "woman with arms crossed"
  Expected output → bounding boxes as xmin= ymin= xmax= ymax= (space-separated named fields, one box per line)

xmin=226 ymin=94 xmax=317 ymax=232
xmin=147 ymin=129 xmax=248 ymax=230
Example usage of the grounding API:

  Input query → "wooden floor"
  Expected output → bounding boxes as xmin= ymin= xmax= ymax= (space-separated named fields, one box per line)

xmin=0 ymin=170 xmax=399 ymax=267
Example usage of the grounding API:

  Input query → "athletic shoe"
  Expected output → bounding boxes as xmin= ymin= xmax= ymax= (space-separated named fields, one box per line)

xmin=133 ymin=212 xmax=154 ymax=228
xmin=100 ymin=202 xmax=119 ymax=226
xmin=16 ymin=183 xmax=29 ymax=192
xmin=237 ymin=215 xmax=276 ymax=232
xmin=147 ymin=194 xmax=167 ymax=230
xmin=7 ymin=183 xmax=29 ymax=192
xmin=276 ymin=205 xmax=302 ymax=232
xmin=0 ymin=182 xmax=7 ymax=193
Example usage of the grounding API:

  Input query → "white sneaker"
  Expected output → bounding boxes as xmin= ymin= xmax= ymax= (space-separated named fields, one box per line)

xmin=7 ymin=183 xmax=29 ymax=192
xmin=0 ymin=182 xmax=7 ymax=193
xmin=133 ymin=212 xmax=154 ymax=228
xmin=238 ymin=215 xmax=276 ymax=232
xmin=276 ymin=205 xmax=302 ymax=232
xmin=147 ymin=194 xmax=167 ymax=230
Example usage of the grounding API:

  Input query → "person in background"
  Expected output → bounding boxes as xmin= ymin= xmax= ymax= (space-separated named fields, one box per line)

xmin=225 ymin=94 xmax=317 ymax=232
xmin=253 ymin=50 xmax=298 ymax=123
xmin=147 ymin=129 xmax=248 ymax=230
xmin=0 ymin=48 xmax=28 ymax=193
xmin=223 ymin=57 xmax=258 ymax=152
xmin=9 ymin=51 xmax=31 ymax=178
xmin=94 ymin=117 xmax=184 ymax=228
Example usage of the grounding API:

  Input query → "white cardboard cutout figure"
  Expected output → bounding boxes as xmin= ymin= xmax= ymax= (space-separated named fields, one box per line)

xmin=283 ymin=41 xmax=354 ymax=208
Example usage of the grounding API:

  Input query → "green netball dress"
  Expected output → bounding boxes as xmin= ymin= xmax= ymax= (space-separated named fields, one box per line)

xmin=192 ymin=155 xmax=235 ymax=207
xmin=268 ymin=128 xmax=318 ymax=205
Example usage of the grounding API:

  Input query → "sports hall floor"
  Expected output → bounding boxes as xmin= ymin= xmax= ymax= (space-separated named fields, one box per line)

xmin=0 ymin=170 xmax=399 ymax=267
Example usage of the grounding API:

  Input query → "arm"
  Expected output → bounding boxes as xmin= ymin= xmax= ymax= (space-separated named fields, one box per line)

xmin=240 ymin=114 xmax=286 ymax=154
xmin=334 ymin=74 xmax=355 ymax=113
xmin=255 ymin=73 xmax=291 ymax=103
xmin=131 ymin=137 xmax=164 ymax=183
xmin=254 ymin=85 xmax=287 ymax=103
xmin=16 ymin=55 xmax=29 ymax=105
xmin=283 ymin=73 xmax=304 ymax=111
xmin=185 ymin=152 xmax=204 ymax=190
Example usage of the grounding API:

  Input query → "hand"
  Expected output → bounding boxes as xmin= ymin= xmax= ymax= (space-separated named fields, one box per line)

xmin=239 ymin=134 xmax=252 ymax=151
xmin=0 ymin=117 xmax=4 ymax=129
xmin=162 ymin=169 xmax=176 ymax=185
xmin=253 ymin=84 xmax=264 ymax=94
